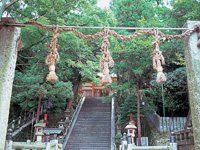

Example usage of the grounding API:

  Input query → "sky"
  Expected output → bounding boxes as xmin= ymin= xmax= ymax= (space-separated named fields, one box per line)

xmin=97 ymin=0 xmax=172 ymax=9
xmin=97 ymin=0 xmax=111 ymax=9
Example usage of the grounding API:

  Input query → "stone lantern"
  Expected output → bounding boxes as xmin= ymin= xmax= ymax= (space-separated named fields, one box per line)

xmin=57 ymin=120 xmax=65 ymax=129
xmin=64 ymin=110 xmax=70 ymax=125
xmin=34 ymin=123 xmax=46 ymax=142
xmin=125 ymin=121 xmax=137 ymax=145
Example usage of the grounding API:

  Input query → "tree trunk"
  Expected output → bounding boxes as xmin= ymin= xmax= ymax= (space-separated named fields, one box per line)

xmin=36 ymin=96 xmax=42 ymax=123
xmin=64 ymin=74 xmax=82 ymax=117
xmin=30 ymin=111 xmax=35 ymax=142
xmin=136 ymin=74 xmax=141 ymax=146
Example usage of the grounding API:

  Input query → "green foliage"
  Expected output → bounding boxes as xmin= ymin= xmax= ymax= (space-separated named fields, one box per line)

xmin=12 ymin=70 xmax=73 ymax=113
xmin=114 ymin=133 xmax=122 ymax=143
xmin=108 ymin=0 xmax=191 ymax=126
xmin=170 ymin=0 xmax=200 ymax=27
xmin=7 ymin=0 xmax=117 ymax=116
xmin=111 ymin=0 xmax=157 ymax=27
xmin=150 ymin=67 xmax=188 ymax=116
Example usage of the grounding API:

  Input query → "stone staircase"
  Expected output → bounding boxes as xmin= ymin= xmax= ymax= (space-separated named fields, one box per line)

xmin=65 ymin=97 xmax=111 ymax=150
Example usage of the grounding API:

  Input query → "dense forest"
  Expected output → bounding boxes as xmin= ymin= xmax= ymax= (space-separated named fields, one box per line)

xmin=1 ymin=0 xmax=200 ymax=140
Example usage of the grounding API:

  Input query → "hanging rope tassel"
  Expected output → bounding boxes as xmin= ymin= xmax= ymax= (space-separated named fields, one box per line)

xmin=45 ymin=26 xmax=60 ymax=81
xmin=152 ymin=28 xmax=167 ymax=83
xmin=100 ymin=28 xmax=114 ymax=84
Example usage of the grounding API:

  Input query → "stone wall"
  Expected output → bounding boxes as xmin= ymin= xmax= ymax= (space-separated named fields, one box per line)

xmin=178 ymin=145 xmax=194 ymax=150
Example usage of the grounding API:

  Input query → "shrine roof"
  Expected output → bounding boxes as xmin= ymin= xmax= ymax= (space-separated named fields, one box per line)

xmin=34 ymin=123 xmax=46 ymax=127
xmin=43 ymin=128 xmax=63 ymax=134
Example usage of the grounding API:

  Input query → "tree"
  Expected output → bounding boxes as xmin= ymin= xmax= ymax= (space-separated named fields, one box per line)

xmin=7 ymin=0 xmax=116 ymax=119
xmin=109 ymin=0 xmax=191 ymax=145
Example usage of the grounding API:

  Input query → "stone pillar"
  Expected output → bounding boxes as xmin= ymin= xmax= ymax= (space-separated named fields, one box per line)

xmin=0 ymin=18 xmax=20 ymax=149
xmin=169 ymin=132 xmax=177 ymax=150
xmin=184 ymin=21 xmax=200 ymax=150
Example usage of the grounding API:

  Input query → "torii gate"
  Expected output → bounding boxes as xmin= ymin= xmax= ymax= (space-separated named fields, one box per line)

xmin=0 ymin=18 xmax=200 ymax=150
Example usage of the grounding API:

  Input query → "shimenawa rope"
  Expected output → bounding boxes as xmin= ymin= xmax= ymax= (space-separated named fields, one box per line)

xmin=100 ymin=28 xmax=114 ymax=84
xmin=20 ymin=21 xmax=200 ymax=83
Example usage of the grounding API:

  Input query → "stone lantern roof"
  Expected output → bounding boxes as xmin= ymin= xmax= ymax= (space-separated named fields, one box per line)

xmin=34 ymin=123 xmax=46 ymax=128
xmin=125 ymin=122 xmax=137 ymax=130
xmin=126 ymin=119 xmax=136 ymax=125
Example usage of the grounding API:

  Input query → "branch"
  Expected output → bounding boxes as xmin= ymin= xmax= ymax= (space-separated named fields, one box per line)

xmin=21 ymin=36 xmax=51 ymax=51
xmin=4 ymin=0 xmax=20 ymax=10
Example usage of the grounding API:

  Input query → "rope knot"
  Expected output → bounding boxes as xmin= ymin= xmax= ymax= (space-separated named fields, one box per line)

xmin=45 ymin=25 xmax=60 ymax=81
xmin=152 ymin=28 xmax=166 ymax=83
xmin=100 ymin=28 xmax=114 ymax=84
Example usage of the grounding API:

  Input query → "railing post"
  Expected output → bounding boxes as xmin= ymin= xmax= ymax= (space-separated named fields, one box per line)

xmin=45 ymin=133 xmax=50 ymax=150
xmin=58 ymin=135 xmax=63 ymax=144
xmin=120 ymin=133 xmax=128 ymax=150
xmin=53 ymin=133 xmax=57 ymax=140
xmin=18 ymin=116 xmax=21 ymax=126
xmin=5 ymin=129 xmax=13 ymax=150
xmin=45 ymin=133 xmax=50 ymax=143
xmin=11 ymin=120 xmax=15 ymax=129
xmin=169 ymin=132 xmax=177 ymax=150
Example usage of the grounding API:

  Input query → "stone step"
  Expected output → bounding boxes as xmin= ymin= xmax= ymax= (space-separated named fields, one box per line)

xmin=78 ymin=112 xmax=110 ymax=116
xmin=70 ymin=133 xmax=110 ymax=137
xmin=77 ymin=119 xmax=110 ymax=122
xmin=76 ymin=121 xmax=111 ymax=124
xmin=71 ymin=129 xmax=111 ymax=132
xmin=71 ymin=126 xmax=111 ymax=130
xmin=65 ymin=146 xmax=110 ymax=150
xmin=69 ymin=136 xmax=110 ymax=141
xmin=81 ymin=107 xmax=110 ymax=110
xmin=65 ymin=97 xmax=111 ymax=150
xmin=66 ymin=143 xmax=110 ymax=146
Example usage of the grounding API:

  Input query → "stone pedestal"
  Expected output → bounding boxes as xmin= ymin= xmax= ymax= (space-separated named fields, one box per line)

xmin=169 ymin=143 xmax=177 ymax=150
xmin=184 ymin=21 xmax=200 ymax=150
xmin=5 ymin=141 xmax=13 ymax=150
xmin=127 ymin=143 xmax=136 ymax=150
xmin=0 ymin=18 xmax=20 ymax=150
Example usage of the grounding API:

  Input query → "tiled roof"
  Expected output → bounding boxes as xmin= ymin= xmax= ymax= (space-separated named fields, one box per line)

xmin=43 ymin=128 xmax=63 ymax=134
xmin=34 ymin=123 xmax=46 ymax=127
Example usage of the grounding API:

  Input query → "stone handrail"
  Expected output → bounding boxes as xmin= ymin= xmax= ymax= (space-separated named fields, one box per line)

xmin=131 ymin=146 xmax=170 ymax=150
xmin=8 ymin=140 xmax=62 ymax=150
xmin=7 ymin=110 xmax=45 ymax=137
xmin=119 ymin=132 xmax=177 ymax=150
xmin=62 ymin=97 xmax=85 ymax=146
xmin=111 ymin=97 xmax=116 ymax=150
xmin=12 ymin=142 xmax=46 ymax=149
xmin=8 ymin=111 xmax=35 ymax=129
xmin=174 ymin=128 xmax=194 ymax=149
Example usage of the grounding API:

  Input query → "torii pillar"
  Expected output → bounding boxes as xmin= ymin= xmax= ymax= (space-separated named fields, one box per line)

xmin=0 ymin=18 xmax=20 ymax=149
xmin=184 ymin=21 xmax=200 ymax=150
